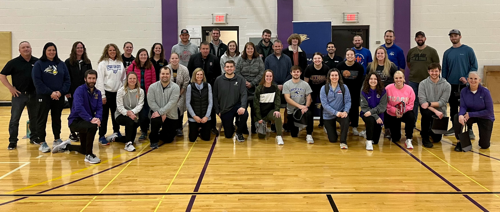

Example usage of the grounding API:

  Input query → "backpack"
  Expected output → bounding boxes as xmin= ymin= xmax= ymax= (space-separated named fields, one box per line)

xmin=324 ymin=83 xmax=345 ymax=107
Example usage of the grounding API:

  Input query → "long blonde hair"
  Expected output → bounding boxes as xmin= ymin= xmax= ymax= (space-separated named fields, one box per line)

xmin=98 ymin=43 xmax=123 ymax=63
xmin=191 ymin=68 xmax=207 ymax=83
xmin=123 ymin=72 xmax=140 ymax=94
xmin=370 ymin=46 xmax=393 ymax=78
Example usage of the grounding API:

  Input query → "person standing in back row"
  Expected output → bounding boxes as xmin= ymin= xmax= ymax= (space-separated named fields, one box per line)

xmin=381 ymin=30 xmax=406 ymax=72
xmin=323 ymin=42 xmax=343 ymax=70
xmin=150 ymin=43 xmax=168 ymax=81
xmin=255 ymin=29 xmax=274 ymax=63
xmin=352 ymin=35 xmax=372 ymax=73
xmin=442 ymin=29 xmax=478 ymax=138
xmin=209 ymin=28 xmax=228 ymax=59
xmin=172 ymin=29 xmax=199 ymax=67
xmin=122 ymin=42 xmax=135 ymax=69
xmin=283 ymin=34 xmax=308 ymax=79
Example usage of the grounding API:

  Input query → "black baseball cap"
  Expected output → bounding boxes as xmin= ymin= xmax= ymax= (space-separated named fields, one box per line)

xmin=415 ymin=31 xmax=425 ymax=37
xmin=448 ymin=29 xmax=461 ymax=36
xmin=180 ymin=29 xmax=189 ymax=35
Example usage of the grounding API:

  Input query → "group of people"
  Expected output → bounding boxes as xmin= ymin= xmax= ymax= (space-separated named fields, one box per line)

xmin=1 ymin=28 xmax=494 ymax=163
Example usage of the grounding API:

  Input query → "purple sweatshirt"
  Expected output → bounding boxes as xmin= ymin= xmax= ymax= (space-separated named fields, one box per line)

xmin=68 ymin=84 xmax=103 ymax=126
xmin=459 ymin=85 xmax=495 ymax=121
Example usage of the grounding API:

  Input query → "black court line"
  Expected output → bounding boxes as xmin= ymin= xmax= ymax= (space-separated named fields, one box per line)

xmin=1 ymin=191 xmax=500 ymax=197
xmin=326 ymin=195 xmax=340 ymax=212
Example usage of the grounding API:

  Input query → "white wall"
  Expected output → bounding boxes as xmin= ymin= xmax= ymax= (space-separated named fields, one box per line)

xmin=412 ymin=0 xmax=500 ymax=77
xmin=0 ymin=0 xmax=162 ymax=68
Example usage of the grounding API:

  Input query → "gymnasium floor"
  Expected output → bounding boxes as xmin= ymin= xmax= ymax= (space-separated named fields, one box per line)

xmin=0 ymin=106 xmax=498 ymax=212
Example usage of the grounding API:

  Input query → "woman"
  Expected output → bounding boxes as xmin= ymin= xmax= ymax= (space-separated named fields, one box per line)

xmin=96 ymin=43 xmax=126 ymax=145
xmin=126 ymin=48 xmax=156 ymax=140
xmin=106 ymin=72 xmax=144 ymax=152
xmin=32 ymin=42 xmax=70 ymax=153
xmin=254 ymin=70 xmax=283 ymax=144
xmin=360 ymin=73 xmax=387 ymax=151
xmin=453 ymin=72 xmax=494 ymax=151
xmin=220 ymin=40 xmax=241 ymax=73
xmin=122 ymin=42 xmax=135 ymax=69
xmin=282 ymin=33 xmax=307 ymax=78
xmin=320 ymin=69 xmax=351 ymax=149
xmin=186 ymin=68 xmax=212 ymax=142
xmin=235 ymin=42 xmax=265 ymax=134
xmin=366 ymin=47 xmax=398 ymax=87
xmin=385 ymin=71 xmax=415 ymax=149
xmin=150 ymin=43 xmax=168 ymax=81
xmin=167 ymin=52 xmax=190 ymax=136
xmin=337 ymin=49 xmax=365 ymax=136
xmin=304 ymin=52 xmax=329 ymax=127
xmin=65 ymin=41 xmax=92 ymax=141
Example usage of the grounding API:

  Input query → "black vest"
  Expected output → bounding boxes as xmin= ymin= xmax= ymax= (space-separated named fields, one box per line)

xmin=188 ymin=82 xmax=209 ymax=119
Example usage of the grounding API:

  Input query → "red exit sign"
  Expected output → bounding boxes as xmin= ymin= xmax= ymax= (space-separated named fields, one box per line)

xmin=213 ymin=13 xmax=227 ymax=24
xmin=343 ymin=12 xmax=359 ymax=23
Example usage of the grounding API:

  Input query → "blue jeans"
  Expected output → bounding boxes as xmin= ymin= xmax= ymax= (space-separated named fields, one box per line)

xmin=9 ymin=92 xmax=39 ymax=143
xmin=409 ymin=81 xmax=420 ymax=123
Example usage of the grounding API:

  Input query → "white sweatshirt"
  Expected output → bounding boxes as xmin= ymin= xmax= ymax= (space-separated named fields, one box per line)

xmin=96 ymin=58 xmax=126 ymax=98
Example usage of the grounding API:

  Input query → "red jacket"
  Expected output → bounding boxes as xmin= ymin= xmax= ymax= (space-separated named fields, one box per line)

xmin=126 ymin=60 xmax=156 ymax=94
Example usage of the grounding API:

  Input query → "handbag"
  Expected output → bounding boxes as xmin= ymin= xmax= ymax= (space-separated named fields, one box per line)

xmin=459 ymin=125 xmax=472 ymax=152
xmin=431 ymin=115 xmax=449 ymax=134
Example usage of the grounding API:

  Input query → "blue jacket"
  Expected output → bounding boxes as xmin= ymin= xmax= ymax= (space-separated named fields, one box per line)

xmin=320 ymin=84 xmax=351 ymax=120
xmin=442 ymin=45 xmax=478 ymax=85
xmin=32 ymin=60 xmax=70 ymax=95
xmin=68 ymin=84 xmax=103 ymax=126
xmin=382 ymin=44 xmax=406 ymax=70
xmin=265 ymin=54 xmax=292 ymax=85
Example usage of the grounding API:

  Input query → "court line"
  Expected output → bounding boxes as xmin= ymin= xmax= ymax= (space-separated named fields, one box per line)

xmin=0 ymin=162 xmax=30 ymax=180
xmin=326 ymin=195 xmax=340 ymax=212
xmin=440 ymin=140 xmax=500 ymax=162
xmin=394 ymin=142 xmax=489 ymax=211
xmin=185 ymin=127 xmax=220 ymax=212
xmin=422 ymin=147 xmax=500 ymax=199
xmin=154 ymin=142 xmax=197 ymax=212
xmin=80 ymin=143 xmax=150 ymax=212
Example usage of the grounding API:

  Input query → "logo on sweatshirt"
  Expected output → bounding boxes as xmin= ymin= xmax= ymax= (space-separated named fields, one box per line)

xmin=107 ymin=65 xmax=121 ymax=74
xmin=94 ymin=93 xmax=98 ymax=99
xmin=43 ymin=65 xmax=58 ymax=75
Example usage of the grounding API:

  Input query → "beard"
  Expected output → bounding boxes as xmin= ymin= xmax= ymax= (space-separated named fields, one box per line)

xmin=292 ymin=75 xmax=300 ymax=79
xmin=385 ymin=40 xmax=393 ymax=45
xmin=417 ymin=40 xmax=425 ymax=46
xmin=86 ymin=82 xmax=95 ymax=88
xmin=354 ymin=44 xmax=362 ymax=49
xmin=451 ymin=40 xmax=459 ymax=44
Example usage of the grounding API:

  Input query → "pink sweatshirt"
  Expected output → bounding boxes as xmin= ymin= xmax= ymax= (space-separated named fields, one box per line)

xmin=385 ymin=84 xmax=415 ymax=116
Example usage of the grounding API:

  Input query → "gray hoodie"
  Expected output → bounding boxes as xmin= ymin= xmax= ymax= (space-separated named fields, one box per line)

xmin=171 ymin=41 xmax=199 ymax=67
xmin=418 ymin=76 xmax=451 ymax=116
xmin=115 ymin=87 xmax=145 ymax=122
xmin=213 ymin=74 xmax=248 ymax=115
xmin=147 ymin=81 xmax=180 ymax=119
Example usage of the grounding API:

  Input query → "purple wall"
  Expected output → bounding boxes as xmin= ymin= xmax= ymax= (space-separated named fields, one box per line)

xmin=162 ymin=0 xmax=178 ymax=60
xmin=277 ymin=0 xmax=293 ymax=48
xmin=393 ymin=0 xmax=411 ymax=81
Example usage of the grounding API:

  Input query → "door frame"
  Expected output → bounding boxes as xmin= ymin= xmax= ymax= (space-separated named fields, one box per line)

xmin=201 ymin=26 xmax=240 ymax=45
xmin=331 ymin=25 xmax=370 ymax=49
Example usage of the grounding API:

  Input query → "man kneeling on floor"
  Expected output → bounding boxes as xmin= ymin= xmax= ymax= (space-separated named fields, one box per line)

xmin=52 ymin=69 xmax=102 ymax=164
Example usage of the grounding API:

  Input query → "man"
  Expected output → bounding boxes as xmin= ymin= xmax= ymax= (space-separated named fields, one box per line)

xmin=255 ymin=29 xmax=274 ymax=62
xmin=381 ymin=30 xmax=406 ymax=71
xmin=121 ymin=41 xmax=135 ymax=69
xmin=209 ymin=28 xmax=228 ymax=58
xmin=188 ymin=41 xmax=221 ymax=135
xmin=407 ymin=31 xmax=440 ymax=124
xmin=171 ymin=29 xmax=199 ymax=67
xmin=53 ymin=69 xmax=103 ymax=163
xmin=213 ymin=60 xmax=249 ymax=141
xmin=283 ymin=66 xmax=314 ymax=143
xmin=323 ymin=42 xmax=343 ymax=69
xmin=147 ymin=66 xmax=180 ymax=149
xmin=264 ymin=40 xmax=292 ymax=132
xmin=352 ymin=35 xmax=372 ymax=73
xmin=0 ymin=41 xmax=39 ymax=149
xmin=442 ymin=29 xmax=478 ymax=138
xmin=418 ymin=63 xmax=451 ymax=148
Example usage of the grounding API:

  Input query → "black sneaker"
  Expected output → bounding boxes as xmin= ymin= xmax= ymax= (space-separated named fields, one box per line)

xmin=235 ymin=133 xmax=245 ymax=142
xmin=422 ymin=138 xmax=433 ymax=148
xmin=176 ymin=129 xmax=184 ymax=137
xmin=69 ymin=133 xmax=79 ymax=142
xmin=444 ymin=128 xmax=454 ymax=136
xmin=454 ymin=142 xmax=462 ymax=152
xmin=211 ymin=128 xmax=219 ymax=136
xmin=150 ymin=142 xmax=159 ymax=149
xmin=31 ymin=138 xmax=41 ymax=145
xmin=8 ymin=143 xmax=16 ymax=150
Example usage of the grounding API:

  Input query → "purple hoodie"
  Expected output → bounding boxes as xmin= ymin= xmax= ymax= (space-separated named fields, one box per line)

xmin=360 ymin=88 xmax=387 ymax=122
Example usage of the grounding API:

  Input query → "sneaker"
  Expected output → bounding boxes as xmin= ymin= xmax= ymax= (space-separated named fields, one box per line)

xmin=69 ymin=133 xmax=79 ymax=142
xmin=422 ymin=138 xmax=433 ymax=148
xmin=359 ymin=130 xmax=366 ymax=137
xmin=366 ymin=140 xmax=373 ymax=151
xmin=84 ymin=154 xmax=101 ymax=164
xmin=176 ymin=129 xmax=183 ymax=137
xmin=454 ymin=142 xmax=462 ymax=152
xmin=276 ymin=136 xmax=284 ymax=145
xmin=469 ymin=130 xmax=475 ymax=140
xmin=444 ymin=128 xmax=454 ymax=136
xmin=116 ymin=132 xmax=123 ymax=137
xmin=39 ymin=142 xmax=50 ymax=153
xmin=353 ymin=127 xmax=359 ymax=136
xmin=99 ymin=136 xmax=110 ymax=145
xmin=212 ymin=128 xmax=220 ymax=136
xmin=106 ymin=133 xmax=119 ymax=143
xmin=405 ymin=139 xmax=414 ymax=149
xmin=139 ymin=132 xmax=147 ymax=140
xmin=150 ymin=142 xmax=159 ymax=149
xmin=8 ymin=143 xmax=16 ymax=150
xmin=31 ymin=138 xmax=41 ymax=145
xmin=306 ymin=135 xmax=314 ymax=144
xmin=235 ymin=133 xmax=245 ymax=142
xmin=124 ymin=141 xmax=136 ymax=152
xmin=340 ymin=143 xmax=348 ymax=149
xmin=53 ymin=139 xmax=63 ymax=146
xmin=52 ymin=139 xmax=71 ymax=153
xmin=384 ymin=129 xmax=391 ymax=138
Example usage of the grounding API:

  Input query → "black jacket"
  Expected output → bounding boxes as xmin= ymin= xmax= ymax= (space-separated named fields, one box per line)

xmin=282 ymin=46 xmax=308 ymax=79
xmin=255 ymin=39 xmax=274 ymax=63
xmin=210 ymin=42 xmax=228 ymax=58
xmin=65 ymin=58 xmax=92 ymax=95
xmin=187 ymin=53 xmax=221 ymax=85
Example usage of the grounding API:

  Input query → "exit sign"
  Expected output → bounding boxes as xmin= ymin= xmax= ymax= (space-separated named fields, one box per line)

xmin=212 ymin=13 xmax=227 ymax=24
xmin=343 ymin=12 xmax=359 ymax=23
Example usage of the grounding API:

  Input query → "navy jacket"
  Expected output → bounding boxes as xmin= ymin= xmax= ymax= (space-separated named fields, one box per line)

xmin=68 ymin=84 xmax=103 ymax=125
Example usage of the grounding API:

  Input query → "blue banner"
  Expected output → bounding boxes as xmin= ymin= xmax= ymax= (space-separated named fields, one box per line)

xmin=292 ymin=21 xmax=332 ymax=63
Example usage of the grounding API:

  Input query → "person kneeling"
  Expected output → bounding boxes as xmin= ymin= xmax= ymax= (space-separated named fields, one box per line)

xmin=186 ymin=68 xmax=213 ymax=142
xmin=320 ymin=69 xmax=351 ymax=149
xmin=360 ymin=72 xmax=387 ymax=151
xmin=254 ymin=70 xmax=284 ymax=144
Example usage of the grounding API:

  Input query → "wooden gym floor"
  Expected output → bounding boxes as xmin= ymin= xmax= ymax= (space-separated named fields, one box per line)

xmin=0 ymin=106 xmax=499 ymax=212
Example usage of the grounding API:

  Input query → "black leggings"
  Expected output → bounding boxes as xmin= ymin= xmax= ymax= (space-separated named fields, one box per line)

xmin=116 ymin=115 xmax=139 ymax=143
xmin=362 ymin=116 xmax=383 ymax=144
xmin=99 ymin=91 xmax=120 ymax=137
xmin=37 ymin=95 xmax=65 ymax=143
xmin=68 ymin=119 xmax=98 ymax=155
xmin=385 ymin=111 xmax=415 ymax=142
xmin=453 ymin=114 xmax=493 ymax=149
xmin=287 ymin=110 xmax=313 ymax=137
xmin=324 ymin=117 xmax=349 ymax=143
xmin=188 ymin=121 xmax=211 ymax=142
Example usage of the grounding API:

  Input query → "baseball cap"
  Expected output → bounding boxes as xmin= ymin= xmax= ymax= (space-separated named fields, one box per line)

xmin=180 ymin=29 xmax=189 ymax=35
xmin=415 ymin=31 xmax=425 ymax=37
xmin=448 ymin=29 xmax=461 ymax=36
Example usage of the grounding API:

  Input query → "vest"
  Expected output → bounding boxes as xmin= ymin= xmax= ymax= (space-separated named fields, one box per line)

xmin=188 ymin=82 xmax=209 ymax=118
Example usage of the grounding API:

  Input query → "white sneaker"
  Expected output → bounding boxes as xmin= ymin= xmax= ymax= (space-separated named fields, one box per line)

xmin=306 ymin=135 xmax=314 ymax=144
xmin=276 ymin=136 xmax=284 ymax=145
xmin=106 ymin=133 xmax=119 ymax=142
xmin=124 ymin=141 xmax=136 ymax=152
xmin=359 ymin=130 xmax=366 ymax=137
xmin=366 ymin=140 xmax=373 ymax=151
xmin=405 ymin=139 xmax=414 ymax=149
xmin=353 ymin=127 xmax=359 ymax=136
xmin=340 ymin=143 xmax=348 ymax=149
